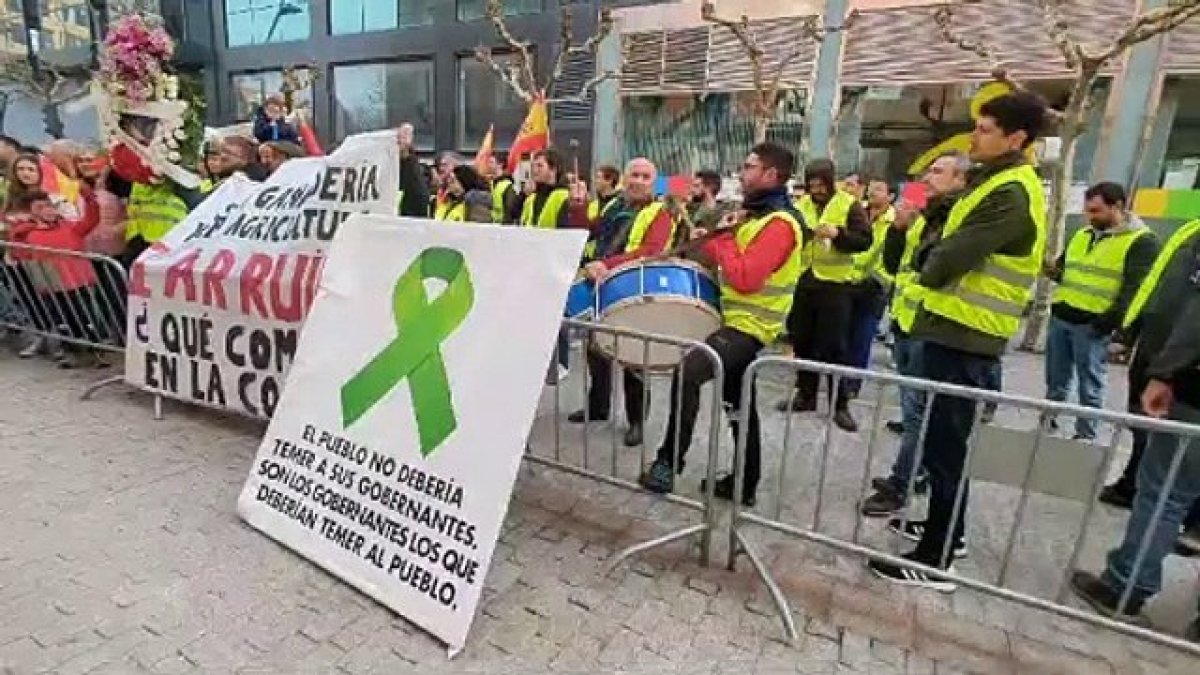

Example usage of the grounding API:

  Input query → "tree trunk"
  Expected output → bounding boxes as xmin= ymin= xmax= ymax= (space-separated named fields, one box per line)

xmin=753 ymin=114 xmax=769 ymax=144
xmin=42 ymin=101 xmax=64 ymax=139
xmin=1018 ymin=70 xmax=1095 ymax=352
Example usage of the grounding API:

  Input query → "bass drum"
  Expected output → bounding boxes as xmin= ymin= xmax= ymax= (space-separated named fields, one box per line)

xmin=593 ymin=259 xmax=721 ymax=370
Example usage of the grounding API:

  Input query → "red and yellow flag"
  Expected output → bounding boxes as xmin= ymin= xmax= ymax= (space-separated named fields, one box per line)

xmin=474 ymin=124 xmax=495 ymax=173
xmin=507 ymin=96 xmax=549 ymax=175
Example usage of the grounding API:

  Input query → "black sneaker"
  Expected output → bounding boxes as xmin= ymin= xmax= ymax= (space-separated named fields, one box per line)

xmin=1177 ymin=526 xmax=1200 ymax=557
xmin=868 ymin=555 xmax=957 ymax=593
xmin=872 ymin=475 xmax=928 ymax=496
xmin=638 ymin=460 xmax=675 ymax=495
xmin=1098 ymin=483 xmax=1135 ymax=510
xmin=860 ymin=485 xmax=906 ymax=518
xmin=567 ymin=409 xmax=609 ymax=424
xmin=886 ymin=519 xmax=968 ymax=559
xmin=885 ymin=421 xmax=904 ymax=436
xmin=1068 ymin=571 xmax=1146 ymax=620
xmin=700 ymin=473 xmax=756 ymax=508
xmin=833 ymin=409 xmax=858 ymax=433
xmin=623 ymin=424 xmax=644 ymax=448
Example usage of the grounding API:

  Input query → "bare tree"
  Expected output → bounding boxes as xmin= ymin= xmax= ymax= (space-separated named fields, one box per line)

xmin=474 ymin=0 xmax=619 ymax=108
xmin=935 ymin=0 xmax=1200 ymax=351
xmin=701 ymin=1 xmax=857 ymax=144
xmin=0 ymin=56 xmax=87 ymax=139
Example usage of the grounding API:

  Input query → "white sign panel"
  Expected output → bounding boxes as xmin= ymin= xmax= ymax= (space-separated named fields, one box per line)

xmin=236 ymin=216 xmax=586 ymax=653
xmin=124 ymin=132 xmax=398 ymax=417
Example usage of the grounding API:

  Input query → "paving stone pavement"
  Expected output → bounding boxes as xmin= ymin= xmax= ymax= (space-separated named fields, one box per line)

xmin=1 ymin=344 xmax=1199 ymax=674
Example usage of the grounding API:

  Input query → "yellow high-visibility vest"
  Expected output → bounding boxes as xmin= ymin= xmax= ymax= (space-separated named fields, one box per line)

xmin=1052 ymin=226 xmax=1150 ymax=315
xmin=491 ymin=178 xmax=512 ymax=222
xmin=722 ymin=211 xmax=805 ymax=345
xmin=889 ymin=216 xmax=928 ymax=335
xmin=852 ymin=205 xmax=896 ymax=287
xmin=125 ymin=182 xmax=188 ymax=243
xmin=797 ymin=190 xmax=858 ymax=283
xmin=441 ymin=202 xmax=466 ymax=222
xmin=520 ymin=188 xmax=570 ymax=228
xmin=434 ymin=200 xmax=454 ymax=220
xmin=920 ymin=165 xmax=1047 ymax=339
xmin=1124 ymin=219 xmax=1200 ymax=329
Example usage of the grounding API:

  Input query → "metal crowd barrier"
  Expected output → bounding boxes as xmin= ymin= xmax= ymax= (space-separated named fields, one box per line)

xmin=525 ymin=318 xmax=725 ymax=570
xmin=0 ymin=241 xmax=157 ymax=412
xmin=728 ymin=356 xmax=1200 ymax=657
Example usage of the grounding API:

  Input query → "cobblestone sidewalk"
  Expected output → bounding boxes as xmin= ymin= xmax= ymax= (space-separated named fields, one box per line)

xmin=0 ymin=353 xmax=1197 ymax=674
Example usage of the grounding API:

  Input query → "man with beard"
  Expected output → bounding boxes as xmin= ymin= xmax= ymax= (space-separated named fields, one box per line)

xmin=638 ymin=142 xmax=807 ymax=508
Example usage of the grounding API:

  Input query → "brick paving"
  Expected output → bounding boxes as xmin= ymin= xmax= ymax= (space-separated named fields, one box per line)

xmin=1 ymin=342 xmax=1198 ymax=674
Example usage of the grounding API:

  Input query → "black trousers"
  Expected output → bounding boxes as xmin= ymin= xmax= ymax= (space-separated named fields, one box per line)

xmin=656 ymin=327 xmax=764 ymax=493
xmin=912 ymin=341 xmax=999 ymax=566
xmin=585 ymin=347 xmax=646 ymax=425
xmin=1116 ymin=347 xmax=1200 ymax=529
xmin=787 ymin=284 xmax=855 ymax=411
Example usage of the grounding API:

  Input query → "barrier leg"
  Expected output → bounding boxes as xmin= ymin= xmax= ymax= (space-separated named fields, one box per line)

xmin=604 ymin=523 xmax=708 ymax=577
xmin=80 ymin=375 xmax=124 ymax=401
xmin=734 ymin=527 xmax=799 ymax=644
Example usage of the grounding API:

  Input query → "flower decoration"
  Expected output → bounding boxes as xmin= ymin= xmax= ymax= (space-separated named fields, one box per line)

xmin=98 ymin=14 xmax=176 ymax=107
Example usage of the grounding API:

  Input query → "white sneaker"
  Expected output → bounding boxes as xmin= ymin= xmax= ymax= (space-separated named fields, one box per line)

xmin=19 ymin=336 xmax=44 ymax=358
xmin=1180 ymin=527 xmax=1200 ymax=555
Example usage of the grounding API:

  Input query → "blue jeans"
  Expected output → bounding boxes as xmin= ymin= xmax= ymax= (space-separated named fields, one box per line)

xmin=887 ymin=336 xmax=927 ymax=492
xmin=1104 ymin=402 xmax=1200 ymax=599
xmin=845 ymin=287 xmax=886 ymax=397
xmin=1044 ymin=316 xmax=1108 ymax=440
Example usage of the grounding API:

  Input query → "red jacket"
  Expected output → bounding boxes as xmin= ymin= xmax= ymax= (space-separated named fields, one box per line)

xmin=702 ymin=217 xmax=797 ymax=294
xmin=9 ymin=194 xmax=101 ymax=291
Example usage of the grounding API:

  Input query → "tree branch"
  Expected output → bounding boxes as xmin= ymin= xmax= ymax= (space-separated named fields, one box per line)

xmin=474 ymin=45 xmax=535 ymax=102
xmin=1098 ymin=0 xmax=1200 ymax=62
xmin=546 ymin=70 xmax=619 ymax=105
xmin=933 ymin=5 xmax=1001 ymax=66
xmin=1032 ymin=0 xmax=1084 ymax=70
xmin=482 ymin=0 xmax=539 ymax=99
xmin=548 ymin=2 xmax=615 ymax=96
xmin=700 ymin=1 xmax=765 ymax=99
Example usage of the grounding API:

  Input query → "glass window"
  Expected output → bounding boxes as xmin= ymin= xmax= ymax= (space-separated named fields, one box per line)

xmin=333 ymin=61 xmax=435 ymax=150
xmin=0 ymin=0 xmax=27 ymax=57
xmin=456 ymin=0 xmax=542 ymax=22
xmin=458 ymin=54 xmax=529 ymax=150
xmin=331 ymin=0 xmax=435 ymax=35
xmin=225 ymin=0 xmax=311 ymax=48
xmin=37 ymin=0 xmax=94 ymax=51
xmin=230 ymin=69 xmax=314 ymax=121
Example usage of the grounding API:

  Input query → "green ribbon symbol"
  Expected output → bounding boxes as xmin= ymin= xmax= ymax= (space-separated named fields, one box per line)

xmin=340 ymin=247 xmax=475 ymax=457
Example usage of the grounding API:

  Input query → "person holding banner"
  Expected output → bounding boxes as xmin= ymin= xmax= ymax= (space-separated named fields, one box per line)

xmin=565 ymin=157 xmax=675 ymax=447
xmin=519 ymin=149 xmax=570 ymax=229
xmin=639 ymin=142 xmax=806 ymax=507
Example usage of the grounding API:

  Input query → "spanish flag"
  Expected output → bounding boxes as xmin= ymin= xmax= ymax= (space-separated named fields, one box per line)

xmin=474 ymin=124 xmax=495 ymax=173
xmin=295 ymin=108 xmax=325 ymax=157
xmin=506 ymin=96 xmax=549 ymax=175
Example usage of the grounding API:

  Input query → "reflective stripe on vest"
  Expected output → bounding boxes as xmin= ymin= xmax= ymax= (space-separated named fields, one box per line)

xmin=853 ymin=205 xmax=896 ymax=287
xmin=491 ymin=179 xmax=512 ymax=222
xmin=1123 ymin=219 xmax=1200 ymax=328
xmin=721 ymin=211 xmax=804 ymax=345
xmin=441 ymin=202 xmax=466 ymax=222
xmin=1052 ymin=226 xmax=1149 ymax=314
xmin=798 ymin=190 xmax=858 ymax=283
xmin=624 ymin=201 xmax=674 ymax=253
xmin=125 ymin=183 xmax=188 ymax=243
xmin=889 ymin=216 xmax=927 ymax=334
xmin=521 ymin=188 xmax=570 ymax=228
xmin=434 ymin=201 xmax=454 ymax=220
xmin=921 ymin=165 xmax=1047 ymax=339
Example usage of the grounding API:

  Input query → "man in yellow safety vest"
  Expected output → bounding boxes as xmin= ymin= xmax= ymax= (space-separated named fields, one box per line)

xmin=858 ymin=152 xmax=969 ymax=519
xmin=779 ymin=158 xmax=874 ymax=433
xmin=518 ymin=149 xmax=570 ymax=229
xmin=869 ymin=91 xmax=1049 ymax=589
xmin=587 ymin=164 xmax=621 ymax=222
xmin=1042 ymin=182 xmax=1159 ymax=441
xmin=638 ymin=142 xmax=806 ymax=508
xmin=564 ymin=158 xmax=676 ymax=447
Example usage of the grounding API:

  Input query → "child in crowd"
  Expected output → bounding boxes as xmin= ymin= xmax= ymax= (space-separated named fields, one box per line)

xmin=253 ymin=94 xmax=299 ymax=145
xmin=7 ymin=189 xmax=101 ymax=368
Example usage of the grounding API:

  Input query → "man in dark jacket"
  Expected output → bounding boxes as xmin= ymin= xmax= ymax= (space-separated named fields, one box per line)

xmin=870 ymin=91 xmax=1048 ymax=588
xmin=1069 ymin=221 xmax=1200 ymax=641
xmin=780 ymin=159 xmax=874 ymax=432
xmin=396 ymin=124 xmax=431 ymax=218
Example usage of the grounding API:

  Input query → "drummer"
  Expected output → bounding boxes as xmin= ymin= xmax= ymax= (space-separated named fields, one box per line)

xmin=565 ymin=157 xmax=677 ymax=447
xmin=638 ymin=142 xmax=806 ymax=508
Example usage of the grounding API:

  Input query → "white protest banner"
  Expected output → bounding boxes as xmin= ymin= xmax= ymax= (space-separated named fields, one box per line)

xmin=124 ymin=132 xmax=398 ymax=417
xmin=236 ymin=215 xmax=586 ymax=653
